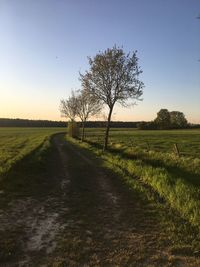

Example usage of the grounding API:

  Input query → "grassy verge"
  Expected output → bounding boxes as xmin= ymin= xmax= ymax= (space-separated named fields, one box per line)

xmin=83 ymin=128 xmax=200 ymax=157
xmin=66 ymin=136 xmax=200 ymax=254
xmin=99 ymin=145 xmax=200 ymax=226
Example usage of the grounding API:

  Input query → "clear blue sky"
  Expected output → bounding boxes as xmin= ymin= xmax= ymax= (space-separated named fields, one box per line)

xmin=0 ymin=0 xmax=199 ymax=122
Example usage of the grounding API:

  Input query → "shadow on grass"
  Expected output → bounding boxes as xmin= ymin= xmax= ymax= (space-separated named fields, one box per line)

xmin=85 ymin=139 xmax=200 ymax=187
xmin=0 ymin=135 xmax=59 ymax=206
xmin=68 ymin=137 xmax=200 ymax=258
xmin=120 ymin=150 xmax=200 ymax=187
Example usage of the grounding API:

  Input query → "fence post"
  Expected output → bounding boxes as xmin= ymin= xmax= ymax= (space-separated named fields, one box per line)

xmin=146 ymin=141 xmax=150 ymax=151
xmin=173 ymin=143 xmax=180 ymax=157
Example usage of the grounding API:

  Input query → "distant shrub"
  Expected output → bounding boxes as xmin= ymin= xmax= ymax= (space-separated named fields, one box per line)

xmin=68 ymin=121 xmax=79 ymax=138
xmin=137 ymin=121 xmax=158 ymax=130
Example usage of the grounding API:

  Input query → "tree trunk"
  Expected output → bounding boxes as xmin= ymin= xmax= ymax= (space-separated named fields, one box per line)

xmin=81 ymin=121 xmax=85 ymax=142
xmin=103 ymin=106 xmax=113 ymax=151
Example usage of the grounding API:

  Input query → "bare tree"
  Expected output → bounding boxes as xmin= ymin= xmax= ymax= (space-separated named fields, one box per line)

xmin=76 ymin=89 xmax=102 ymax=141
xmin=80 ymin=46 xmax=144 ymax=150
xmin=60 ymin=90 xmax=78 ymax=121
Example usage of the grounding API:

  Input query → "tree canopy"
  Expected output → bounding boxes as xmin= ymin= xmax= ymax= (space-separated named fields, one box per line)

xmin=154 ymin=109 xmax=171 ymax=129
xmin=60 ymin=88 xmax=102 ymax=140
xmin=76 ymin=89 xmax=102 ymax=140
xmin=60 ymin=90 xmax=78 ymax=121
xmin=138 ymin=109 xmax=188 ymax=130
xmin=170 ymin=111 xmax=188 ymax=128
xmin=80 ymin=46 xmax=144 ymax=150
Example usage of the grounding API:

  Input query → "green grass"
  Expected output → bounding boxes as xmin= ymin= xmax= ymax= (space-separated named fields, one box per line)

xmin=72 ymin=128 xmax=200 ymax=229
xmin=0 ymin=127 xmax=66 ymax=179
xmin=83 ymin=128 xmax=200 ymax=158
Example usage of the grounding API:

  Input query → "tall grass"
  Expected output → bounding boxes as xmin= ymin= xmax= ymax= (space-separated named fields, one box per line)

xmin=106 ymin=150 xmax=200 ymax=227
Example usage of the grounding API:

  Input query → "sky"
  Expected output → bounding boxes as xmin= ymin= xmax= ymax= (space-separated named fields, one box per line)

xmin=0 ymin=0 xmax=200 ymax=123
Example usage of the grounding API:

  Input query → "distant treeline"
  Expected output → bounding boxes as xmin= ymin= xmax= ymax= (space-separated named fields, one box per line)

xmin=0 ymin=118 xmax=66 ymax=127
xmin=137 ymin=121 xmax=200 ymax=130
xmin=0 ymin=118 xmax=199 ymax=129
xmin=83 ymin=121 xmax=139 ymax=128
xmin=0 ymin=118 xmax=139 ymax=128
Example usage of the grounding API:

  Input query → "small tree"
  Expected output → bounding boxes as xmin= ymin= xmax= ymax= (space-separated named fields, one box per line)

xmin=76 ymin=89 xmax=102 ymax=141
xmin=60 ymin=90 xmax=78 ymax=121
xmin=60 ymin=90 xmax=79 ymax=137
xmin=170 ymin=111 xmax=188 ymax=129
xmin=154 ymin=109 xmax=171 ymax=129
xmin=80 ymin=46 xmax=144 ymax=150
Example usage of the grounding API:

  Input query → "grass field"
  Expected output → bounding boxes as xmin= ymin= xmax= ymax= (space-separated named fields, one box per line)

xmin=0 ymin=127 xmax=66 ymax=179
xmin=84 ymin=128 xmax=200 ymax=158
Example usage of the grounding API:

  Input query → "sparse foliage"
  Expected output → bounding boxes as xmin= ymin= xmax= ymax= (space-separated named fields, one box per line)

xmin=76 ymin=89 xmax=102 ymax=141
xmin=60 ymin=90 xmax=78 ymax=122
xmin=60 ymin=90 xmax=79 ymax=138
xmin=60 ymin=89 xmax=101 ymax=140
xmin=80 ymin=45 xmax=144 ymax=150
xmin=68 ymin=120 xmax=79 ymax=138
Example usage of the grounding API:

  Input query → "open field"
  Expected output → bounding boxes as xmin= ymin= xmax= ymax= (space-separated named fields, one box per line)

xmin=84 ymin=128 xmax=200 ymax=158
xmin=0 ymin=127 xmax=66 ymax=179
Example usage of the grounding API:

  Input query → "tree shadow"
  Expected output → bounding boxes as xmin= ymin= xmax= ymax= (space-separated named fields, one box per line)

xmin=109 ymin=147 xmax=200 ymax=187
xmin=83 ymin=138 xmax=200 ymax=187
xmin=0 ymin=135 xmax=60 ymax=206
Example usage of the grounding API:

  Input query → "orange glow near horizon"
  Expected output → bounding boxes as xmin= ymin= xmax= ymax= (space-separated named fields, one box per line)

xmin=0 ymin=100 xmax=199 ymax=124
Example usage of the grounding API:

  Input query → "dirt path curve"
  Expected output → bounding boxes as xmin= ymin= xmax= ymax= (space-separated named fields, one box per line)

xmin=0 ymin=133 xmax=200 ymax=266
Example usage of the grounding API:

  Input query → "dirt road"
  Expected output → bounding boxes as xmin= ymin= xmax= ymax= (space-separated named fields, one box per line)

xmin=0 ymin=133 xmax=199 ymax=266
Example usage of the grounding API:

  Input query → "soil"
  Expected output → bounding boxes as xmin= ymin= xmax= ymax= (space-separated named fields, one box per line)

xmin=0 ymin=133 xmax=200 ymax=266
